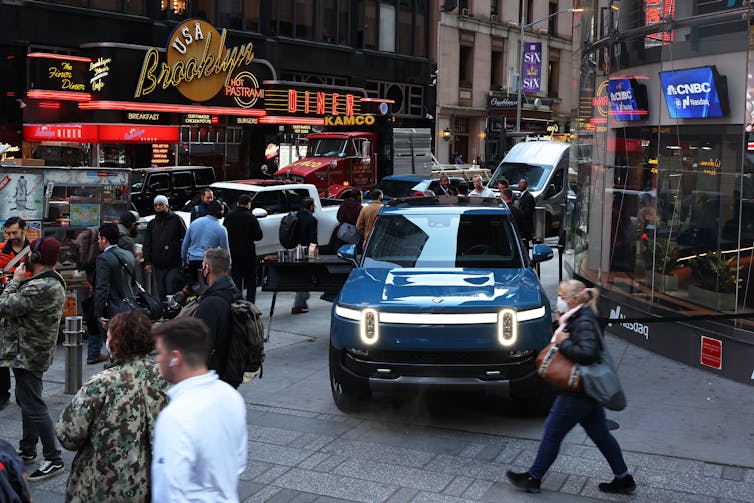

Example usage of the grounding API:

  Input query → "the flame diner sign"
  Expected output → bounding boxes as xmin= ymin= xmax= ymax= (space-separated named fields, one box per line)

xmin=134 ymin=19 xmax=255 ymax=102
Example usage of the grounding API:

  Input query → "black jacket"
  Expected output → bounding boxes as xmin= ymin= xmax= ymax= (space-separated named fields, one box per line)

xmin=337 ymin=199 xmax=362 ymax=225
xmin=195 ymin=275 xmax=241 ymax=386
xmin=94 ymin=246 xmax=135 ymax=319
xmin=144 ymin=211 xmax=186 ymax=268
xmin=558 ymin=305 xmax=601 ymax=366
xmin=223 ymin=206 xmax=263 ymax=262
xmin=516 ymin=190 xmax=536 ymax=239
xmin=294 ymin=209 xmax=318 ymax=247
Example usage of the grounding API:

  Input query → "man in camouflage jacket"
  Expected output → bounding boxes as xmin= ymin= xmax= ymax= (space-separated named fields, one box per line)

xmin=56 ymin=350 xmax=168 ymax=501
xmin=0 ymin=237 xmax=66 ymax=480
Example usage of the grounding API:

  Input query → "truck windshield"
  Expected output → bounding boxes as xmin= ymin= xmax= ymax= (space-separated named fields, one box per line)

xmin=489 ymin=163 xmax=548 ymax=191
xmin=363 ymin=213 xmax=522 ymax=269
xmin=310 ymin=138 xmax=347 ymax=157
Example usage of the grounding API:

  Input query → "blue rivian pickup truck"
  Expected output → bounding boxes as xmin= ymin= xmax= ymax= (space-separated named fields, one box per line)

xmin=330 ymin=196 xmax=554 ymax=412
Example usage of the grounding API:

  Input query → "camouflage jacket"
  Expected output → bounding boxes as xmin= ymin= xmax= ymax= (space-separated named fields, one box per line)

xmin=56 ymin=357 xmax=169 ymax=503
xmin=0 ymin=269 xmax=65 ymax=372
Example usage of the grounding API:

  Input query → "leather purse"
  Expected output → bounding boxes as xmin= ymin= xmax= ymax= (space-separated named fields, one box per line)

xmin=113 ymin=253 xmax=164 ymax=321
xmin=536 ymin=342 xmax=583 ymax=391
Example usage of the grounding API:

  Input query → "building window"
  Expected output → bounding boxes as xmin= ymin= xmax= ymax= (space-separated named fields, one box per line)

xmin=397 ymin=1 xmax=412 ymax=54
xmin=244 ymin=0 xmax=259 ymax=31
xmin=125 ymin=0 xmax=144 ymax=15
xmin=379 ymin=2 xmax=396 ymax=52
xmin=317 ymin=0 xmax=337 ymax=43
xmin=526 ymin=0 xmax=534 ymax=25
xmin=491 ymin=50 xmax=504 ymax=90
xmin=91 ymin=0 xmax=120 ymax=11
xmin=294 ymin=1 xmax=313 ymax=39
xmin=416 ymin=1 xmax=426 ymax=56
xmin=548 ymin=59 xmax=559 ymax=97
xmin=162 ymin=0 xmax=186 ymax=17
xmin=274 ymin=0 xmax=294 ymax=36
xmin=490 ymin=0 xmax=499 ymax=17
xmin=459 ymin=0 xmax=469 ymax=12
xmin=218 ymin=0 xmax=242 ymax=29
xmin=363 ymin=0 xmax=378 ymax=49
xmin=338 ymin=0 xmax=349 ymax=44
xmin=459 ymin=42 xmax=473 ymax=88
xmin=548 ymin=1 xmax=558 ymax=35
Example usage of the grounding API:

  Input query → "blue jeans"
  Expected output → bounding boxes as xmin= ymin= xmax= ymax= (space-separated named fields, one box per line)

xmin=529 ymin=392 xmax=628 ymax=480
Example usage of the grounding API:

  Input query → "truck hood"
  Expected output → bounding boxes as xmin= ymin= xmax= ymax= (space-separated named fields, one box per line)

xmin=338 ymin=267 xmax=544 ymax=312
xmin=276 ymin=158 xmax=339 ymax=177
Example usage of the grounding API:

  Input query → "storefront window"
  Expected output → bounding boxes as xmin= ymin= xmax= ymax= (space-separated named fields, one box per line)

xmin=572 ymin=1 xmax=753 ymax=315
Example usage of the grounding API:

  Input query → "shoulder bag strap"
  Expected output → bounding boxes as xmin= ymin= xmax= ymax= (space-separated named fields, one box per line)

xmin=112 ymin=251 xmax=144 ymax=291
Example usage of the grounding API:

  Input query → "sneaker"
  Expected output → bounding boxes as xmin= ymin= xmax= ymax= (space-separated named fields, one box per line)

xmin=28 ymin=460 xmax=64 ymax=481
xmin=87 ymin=354 xmax=108 ymax=365
xmin=291 ymin=306 xmax=309 ymax=315
xmin=599 ymin=474 xmax=636 ymax=494
xmin=16 ymin=449 xmax=36 ymax=465
xmin=506 ymin=470 xmax=541 ymax=493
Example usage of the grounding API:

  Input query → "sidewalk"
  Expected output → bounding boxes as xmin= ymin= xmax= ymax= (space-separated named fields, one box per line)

xmin=2 ymin=291 xmax=753 ymax=502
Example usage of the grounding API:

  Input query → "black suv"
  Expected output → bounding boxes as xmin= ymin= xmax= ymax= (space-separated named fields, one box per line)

xmin=131 ymin=166 xmax=215 ymax=216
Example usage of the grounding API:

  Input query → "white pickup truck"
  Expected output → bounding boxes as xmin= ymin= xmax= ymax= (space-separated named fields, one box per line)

xmin=175 ymin=181 xmax=342 ymax=256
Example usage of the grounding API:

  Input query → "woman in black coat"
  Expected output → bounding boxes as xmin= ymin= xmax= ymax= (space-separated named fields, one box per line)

xmin=507 ymin=280 xmax=635 ymax=495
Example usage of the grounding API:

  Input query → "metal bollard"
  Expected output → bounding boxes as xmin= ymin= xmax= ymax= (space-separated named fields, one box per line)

xmin=63 ymin=316 xmax=84 ymax=394
xmin=534 ymin=206 xmax=547 ymax=243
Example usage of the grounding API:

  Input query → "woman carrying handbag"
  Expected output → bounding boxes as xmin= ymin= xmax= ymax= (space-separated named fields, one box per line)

xmin=506 ymin=280 xmax=636 ymax=495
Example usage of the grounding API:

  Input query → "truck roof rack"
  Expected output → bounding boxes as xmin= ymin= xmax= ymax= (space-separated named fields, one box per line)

xmin=386 ymin=195 xmax=502 ymax=207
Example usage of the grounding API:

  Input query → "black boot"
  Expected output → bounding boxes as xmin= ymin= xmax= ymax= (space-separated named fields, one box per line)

xmin=506 ymin=470 xmax=541 ymax=493
xmin=599 ymin=474 xmax=636 ymax=494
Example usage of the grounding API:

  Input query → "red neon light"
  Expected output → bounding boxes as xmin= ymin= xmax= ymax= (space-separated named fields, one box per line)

xmin=28 ymin=90 xmax=91 ymax=102
xmin=38 ymin=101 xmax=61 ymax=109
xmin=5 ymin=91 xmax=14 ymax=97
xmin=98 ymin=125 xmax=179 ymax=144
xmin=360 ymin=98 xmax=395 ymax=103
xmin=27 ymin=52 xmax=92 ymax=63
xmin=23 ymin=124 xmax=99 ymax=143
xmin=78 ymin=100 xmax=266 ymax=117
xmin=259 ymin=116 xmax=324 ymax=126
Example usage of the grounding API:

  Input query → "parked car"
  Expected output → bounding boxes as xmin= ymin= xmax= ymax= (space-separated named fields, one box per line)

xmin=329 ymin=196 xmax=555 ymax=412
xmin=131 ymin=166 xmax=215 ymax=216
xmin=370 ymin=175 xmax=467 ymax=200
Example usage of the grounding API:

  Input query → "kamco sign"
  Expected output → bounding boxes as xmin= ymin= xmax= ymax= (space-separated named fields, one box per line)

xmin=134 ymin=19 xmax=255 ymax=102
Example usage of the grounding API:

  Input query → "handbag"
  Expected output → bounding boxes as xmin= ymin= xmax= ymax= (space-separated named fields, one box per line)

xmin=580 ymin=319 xmax=626 ymax=411
xmin=536 ymin=342 xmax=583 ymax=391
xmin=337 ymin=222 xmax=361 ymax=244
xmin=113 ymin=253 xmax=164 ymax=321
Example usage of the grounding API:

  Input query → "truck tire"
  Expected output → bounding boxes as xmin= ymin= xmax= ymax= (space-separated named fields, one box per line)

xmin=329 ymin=348 xmax=370 ymax=412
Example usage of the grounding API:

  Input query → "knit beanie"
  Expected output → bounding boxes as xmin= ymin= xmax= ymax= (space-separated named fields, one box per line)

xmin=31 ymin=238 xmax=61 ymax=267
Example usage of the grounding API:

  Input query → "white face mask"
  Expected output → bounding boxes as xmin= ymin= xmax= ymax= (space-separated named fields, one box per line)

xmin=556 ymin=296 xmax=569 ymax=313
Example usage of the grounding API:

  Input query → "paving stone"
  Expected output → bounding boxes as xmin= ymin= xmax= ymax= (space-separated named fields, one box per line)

xmin=311 ymin=454 xmax=348 ymax=473
xmin=238 ymin=480 xmax=266 ymax=501
xmin=250 ymin=424 xmax=305 ymax=446
xmin=424 ymin=454 xmax=505 ymax=481
xmin=541 ymin=471 xmax=568 ymax=492
xmin=340 ymin=422 xmax=469 ymax=456
xmin=703 ymin=463 xmax=724 ymax=478
xmin=332 ymin=457 xmax=454 ymax=492
xmin=721 ymin=466 xmax=745 ymax=482
xmin=265 ymin=488 xmax=318 ymax=502
xmin=271 ymin=467 xmax=397 ymax=502
xmin=744 ymin=469 xmax=754 ymax=483
xmin=462 ymin=478 xmax=495 ymax=500
xmin=636 ymin=466 xmax=754 ymax=500
xmin=240 ymin=460 xmax=275 ymax=481
xmin=410 ymin=491 xmax=474 ymax=503
xmin=251 ymin=442 xmax=319 ymax=467
xmin=244 ymin=485 xmax=283 ymax=502
xmin=385 ymin=487 xmax=420 ymax=503
xmin=441 ymin=475 xmax=474 ymax=497
xmin=320 ymin=438 xmax=435 ymax=468
xmin=254 ymin=464 xmax=294 ymax=485
xmin=297 ymin=452 xmax=332 ymax=470
xmin=560 ymin=474 xmax=588 ymax=495
xmin=254 ymin=411 xmax=355 ymax=436
xmin=313 ymin=496 xmax=358 ymax=503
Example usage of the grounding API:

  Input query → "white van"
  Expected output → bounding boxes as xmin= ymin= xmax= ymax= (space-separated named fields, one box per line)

xmin=487 ymin=141 xmax=570 ymax=236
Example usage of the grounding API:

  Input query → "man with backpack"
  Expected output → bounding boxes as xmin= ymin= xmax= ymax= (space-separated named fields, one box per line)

xmin=193 ymin=248 xmax=243 ymax=388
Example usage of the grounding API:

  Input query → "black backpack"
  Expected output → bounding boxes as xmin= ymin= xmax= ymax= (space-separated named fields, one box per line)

xmin=278 ymin=211 xmax=299 ymax=249
xmin=225 ymin=296 xmax=266 ymax=383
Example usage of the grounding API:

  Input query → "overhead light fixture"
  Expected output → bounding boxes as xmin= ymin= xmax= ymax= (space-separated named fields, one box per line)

xmin=441 ymin=128 xmax=452 ymax=141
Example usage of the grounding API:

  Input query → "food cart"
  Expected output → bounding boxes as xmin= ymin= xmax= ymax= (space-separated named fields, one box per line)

xmin=0 ymin=165 xmax=131 ymax=317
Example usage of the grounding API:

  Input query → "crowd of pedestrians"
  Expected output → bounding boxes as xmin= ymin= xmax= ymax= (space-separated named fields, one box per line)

xmin=0 ymin=175 xmax=577 ymax=501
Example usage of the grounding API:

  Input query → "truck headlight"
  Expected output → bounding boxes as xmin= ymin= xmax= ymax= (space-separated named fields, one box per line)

xmin=360 ymin=308 xmax=379 ymax=345
xmin=497 ymin=308 xmax=517 ymax=346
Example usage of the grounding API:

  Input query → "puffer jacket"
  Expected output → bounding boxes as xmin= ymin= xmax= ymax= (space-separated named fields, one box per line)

xmin=0 ymin=269 xmax=66 ymax=371
xmin=557 ymin=305 xmax=601 ymax=366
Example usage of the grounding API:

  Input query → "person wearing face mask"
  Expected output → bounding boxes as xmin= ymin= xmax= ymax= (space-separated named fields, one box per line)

xmin=56 ymin=310 xmax=168 ymax=502
xmin=189 ymin=248 xmax=242 ymax=388
xmin=507 ymin=279 xmax=635 ymax=495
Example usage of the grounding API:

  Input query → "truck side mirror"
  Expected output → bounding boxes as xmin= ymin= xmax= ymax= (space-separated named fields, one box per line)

xmin=361 ymin=140 xmax=371 ymax=159
xmin=545 ymin=183 xmax=556 ymax=199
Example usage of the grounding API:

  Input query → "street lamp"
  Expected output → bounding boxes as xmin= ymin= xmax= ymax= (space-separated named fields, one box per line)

xmin=515 ymin=7 xmax=583 ymax=134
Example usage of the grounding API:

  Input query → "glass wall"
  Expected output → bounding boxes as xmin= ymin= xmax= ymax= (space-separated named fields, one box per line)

xmin=571 ymin=1 xmax=754 ymax=315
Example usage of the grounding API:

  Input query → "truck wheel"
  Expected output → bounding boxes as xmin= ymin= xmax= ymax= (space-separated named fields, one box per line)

xmin=329 ymin=351 xmax=370 ymax=412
